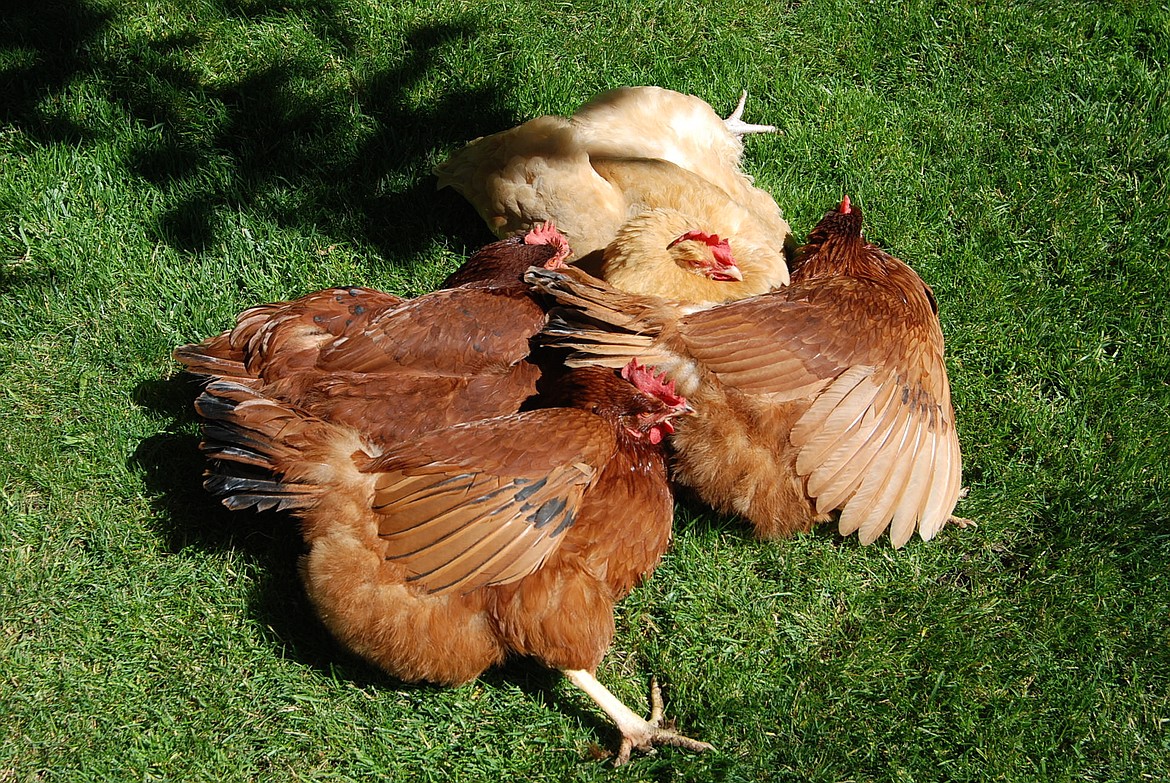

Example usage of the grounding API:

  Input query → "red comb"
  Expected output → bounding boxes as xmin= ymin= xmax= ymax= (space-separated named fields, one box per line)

xmin=708 ymin=237 xmax=735 ymax=269
xmin=668 ymin=230 xmax=736 ymax=270
xmin=839 ymin=195 xmax=852 ymax=214
xmin=524 ymin=222 xmax=571 ymax=267
xmin=621 ymin=360 xmax=686 ymax=408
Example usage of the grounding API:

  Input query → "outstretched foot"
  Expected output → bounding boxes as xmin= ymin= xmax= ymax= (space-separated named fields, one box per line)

xmin=613 ymin=676 xmax=714 ymax=766
xmin=723 ymin=90 xmax=778 ymax=136
xmin=563 ymin=669 xmax=714 ymax=766
xmin=948 ymin=515 xmax=977 ymax=530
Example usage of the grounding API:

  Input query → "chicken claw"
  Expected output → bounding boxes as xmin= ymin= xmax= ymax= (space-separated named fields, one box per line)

xmin=563 ymin=669 xmax=714 ymax=766
xmin=722 ymin=90 xmax=778 ymax=136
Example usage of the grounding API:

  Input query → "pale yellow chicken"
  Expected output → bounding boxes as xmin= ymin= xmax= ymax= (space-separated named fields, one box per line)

xmin=434 ymin=87 xmax=792 ymax=303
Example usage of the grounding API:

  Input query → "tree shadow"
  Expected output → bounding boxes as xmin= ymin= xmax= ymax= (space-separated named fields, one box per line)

xmin=990 ymin=484 xmax=1169 ymax=576
xmin=5 ymin=1 xmax=513 ymax=260
xmin=115 ymin=15 xmax=512 ymax=258
xmin=0 ymin=0 xmax=111 ymax=144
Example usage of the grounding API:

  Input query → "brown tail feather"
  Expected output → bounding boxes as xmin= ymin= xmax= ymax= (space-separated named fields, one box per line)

xmin=173 ymin=336 xmax=253 ymax=381
xmin=525 ymin=267 xmax=675 ymax=369
xmin=194 ymin=380 xmax=365 ymax=512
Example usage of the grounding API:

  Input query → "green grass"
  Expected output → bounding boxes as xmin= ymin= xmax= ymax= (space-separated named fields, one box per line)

xmin=2 ymin=0 xmax=1168 ymax=780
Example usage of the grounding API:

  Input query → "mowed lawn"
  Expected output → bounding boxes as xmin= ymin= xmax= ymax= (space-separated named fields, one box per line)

xmin=2 ymin=1 xmax=1168 ymax=781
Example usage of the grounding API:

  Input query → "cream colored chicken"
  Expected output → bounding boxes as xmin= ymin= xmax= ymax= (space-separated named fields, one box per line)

xmin=434 ymin=87 xmax=793 ymax=303
xmin=570 ymin=87 xmax=783 ymax=226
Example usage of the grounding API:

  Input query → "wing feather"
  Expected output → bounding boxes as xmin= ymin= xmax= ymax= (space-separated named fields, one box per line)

xmin=885 ymin=413 xmax=933 ymax=548
xmin=832 ymin=392 xmax=911 ymax=538
xmin=800 ymin=367 xmax=879 ymax=470
xmin=377 ymin=465 xmax=588 ymax=595
xmin=679 ymin=299 xmax=846 ymax=395
xmin=918 ymin=418 xmax=962 ymax=540
xmin=801 ymin=373 xmax=895 ymax=485
xmin=795 ymin=365 xmax=961 ymax=546
xmin=368 ymin=410 xmax=609 ymax=595
xmin=813 ymin=396 xmax=901 ymax=522
xmin=854 ymin=402 xmax=921 ymax=546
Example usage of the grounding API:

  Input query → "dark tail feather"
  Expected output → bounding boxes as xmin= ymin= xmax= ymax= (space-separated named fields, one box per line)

xmin=202 ymin=473 xmax=313 ymax=513
xmin=525 ymin=267 xmax=659 ymax=332
xmin=523 ymin=268 xmax=669 ymax=368
xmin=174 ymin=338 xmax=253 ymax=382
xmin=194 ymin=380 xmax=322 ymax=512
xmin=538 ymin=309 xmax=657 ymax=369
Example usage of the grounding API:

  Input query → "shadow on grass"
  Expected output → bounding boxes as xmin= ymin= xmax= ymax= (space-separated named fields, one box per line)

xmin=3 ymin=0 xmax=510 ymax=260
xmin=0 ymin=0 xmax=112 ymax=145
xmin=993 ymin=485 xmax=1170 ymax=576
xmin=131 ymin=373 xmax=614 ymax=741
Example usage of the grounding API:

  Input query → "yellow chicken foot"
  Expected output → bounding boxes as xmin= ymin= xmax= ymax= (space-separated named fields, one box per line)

xmin=563 ymin=668 xmax=714 ymax=766
xmin=722 ymin=90 xmax=778 ymax=136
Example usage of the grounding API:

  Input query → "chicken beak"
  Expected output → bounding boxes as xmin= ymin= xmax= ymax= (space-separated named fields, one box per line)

xmin=695 ymin=263 xmax=742 ymax=282
xmin=710 ymin=264 xmax=744 ymax=282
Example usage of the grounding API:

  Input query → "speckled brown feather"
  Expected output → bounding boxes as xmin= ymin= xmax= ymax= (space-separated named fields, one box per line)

xmin=367 ymin=408 xmax=613 ymax=594
xmin=173 ymin=287 xmax=401 ymax=383
xmin=312 ymin=285 xmax=545 ymax=377
xmin=282 ymin=367 xmax=543 ymax=443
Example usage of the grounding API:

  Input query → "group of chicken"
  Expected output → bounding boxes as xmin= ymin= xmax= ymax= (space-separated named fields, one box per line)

xmin=176 ymin=87 xmax=967 ymax=765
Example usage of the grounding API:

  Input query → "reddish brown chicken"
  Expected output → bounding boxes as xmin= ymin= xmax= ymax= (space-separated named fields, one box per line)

xmin=191 ymin=360 xmax=705 ymax=764
xmin=174 ymin=225 xmax=571 ymax=443
xmin=528 ymin=197 xmax=966 ymax=547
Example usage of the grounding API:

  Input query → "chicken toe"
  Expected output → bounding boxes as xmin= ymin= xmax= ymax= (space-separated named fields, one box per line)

xmin=723 ymin=90 xmax=777 ymax=136
xmin=563 ymin=669 xmax=713 ymax=766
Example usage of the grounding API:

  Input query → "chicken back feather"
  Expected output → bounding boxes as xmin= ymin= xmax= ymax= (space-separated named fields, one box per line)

xmin=175 ymin=227 xmax=570 ymax=443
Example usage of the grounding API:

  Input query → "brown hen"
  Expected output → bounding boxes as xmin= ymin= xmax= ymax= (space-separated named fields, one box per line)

xmin=528 ymin=197 xmax=966 ymax=547
xmin=434 ymin=87 xmax=791 ymax=300
xmin=191 ymin=361 xmax=706 ymax=764
xmin=174 ymin=225 xmax=570 ymax=444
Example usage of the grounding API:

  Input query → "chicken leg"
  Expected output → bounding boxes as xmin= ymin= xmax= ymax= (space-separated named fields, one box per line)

xmin=722 ymin=90 xmax=777 ymax=136
xmin=563 ymin=668 xmax=713 ymax=766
